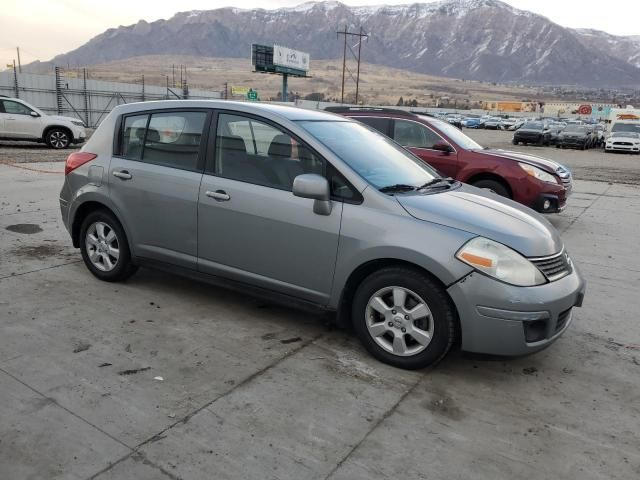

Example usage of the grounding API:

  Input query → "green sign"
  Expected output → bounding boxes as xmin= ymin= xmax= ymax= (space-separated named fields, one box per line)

xmin=247 ymin=89 xmax=258 ymax=101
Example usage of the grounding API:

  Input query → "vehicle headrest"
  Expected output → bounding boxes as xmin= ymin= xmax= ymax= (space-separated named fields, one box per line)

xmin=219 ymin=135 xmax=246 ymax=154
xmin=268 ymin=134 xmax=292 ymax=158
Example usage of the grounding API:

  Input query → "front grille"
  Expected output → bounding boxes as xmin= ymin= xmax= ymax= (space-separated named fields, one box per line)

xmin=613 ymin=142 xmax=633 ymax=146
xmin=555 ymin=308 xmax=572 ymax=333
xmin=531 ymin=251 xmax=572 ymax=282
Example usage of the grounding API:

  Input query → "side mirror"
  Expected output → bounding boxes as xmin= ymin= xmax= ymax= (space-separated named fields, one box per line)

xmin=432 ymin=142 xmax=453 ymax=154
xmin=292 ymin=173 xmax=332 ymax=215
xmin=30 ymin=111 xmax=39 ymax=117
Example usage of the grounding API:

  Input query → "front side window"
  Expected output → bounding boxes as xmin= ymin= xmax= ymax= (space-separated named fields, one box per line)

xmin=2 ymin=100 xmax=32 ymax=115
xmin=121 ymin=114 xmax=149 ymax=160
xmin=298 ymin=120 xmax=438 ymax=190
xmin=143 ymin=111 xmax=207 ymax=170
xmin=393 ymin=119 xmax=441 ymax=148
xmin=214 ymin=113 xmax=324 ymax=191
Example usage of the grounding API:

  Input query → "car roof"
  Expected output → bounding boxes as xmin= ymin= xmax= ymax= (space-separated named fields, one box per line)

xmin=111 ymin=100 xmax=347 ymax=122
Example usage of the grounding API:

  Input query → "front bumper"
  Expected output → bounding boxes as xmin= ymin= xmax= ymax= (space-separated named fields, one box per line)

xmin=605 ymin=144 xmax=640 ymax=153
xmin=447 ymin=265 xmax=586 ymax=356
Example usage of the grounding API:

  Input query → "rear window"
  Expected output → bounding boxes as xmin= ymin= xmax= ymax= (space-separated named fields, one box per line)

xmin=119 ymin=111 xmax=207 ymax=171
xmin=356 ymin=117 xmax=391 ymax=136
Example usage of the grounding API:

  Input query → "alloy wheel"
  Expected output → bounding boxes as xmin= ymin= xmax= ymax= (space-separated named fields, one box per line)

xmin=365 ymin=286 xmax=434 ymax=356
xmin=49 ymin=131 xmax=69 ymax=148
xmin=85 ymin=221 xmax=119 ymax=272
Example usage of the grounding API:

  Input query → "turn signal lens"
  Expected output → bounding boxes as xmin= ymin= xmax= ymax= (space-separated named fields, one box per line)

xmin=459 ymin=252 xmax=493 ymax=268
xmin=65 ymin=152 xmax=97 ymax=175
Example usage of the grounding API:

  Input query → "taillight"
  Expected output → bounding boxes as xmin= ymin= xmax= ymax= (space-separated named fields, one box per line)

xmin=65 ymin=152 xmax=97 ymax=175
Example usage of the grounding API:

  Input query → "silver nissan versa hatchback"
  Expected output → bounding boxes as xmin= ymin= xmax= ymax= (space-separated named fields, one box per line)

xmin=60 ymin=101 xmax=586 ymax=369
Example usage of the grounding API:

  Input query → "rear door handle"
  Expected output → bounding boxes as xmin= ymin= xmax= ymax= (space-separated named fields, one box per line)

xmin=113 ymin=170 xmax=132 ymax=180
xmin=205 ymin=190 xmax=230 ymax=201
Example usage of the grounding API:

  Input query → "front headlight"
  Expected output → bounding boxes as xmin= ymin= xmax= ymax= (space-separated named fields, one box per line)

xmin=71 ymin=120 xmax=85 ymax=127
xmin=518 ymin=163 xmax=559 ymax=184
xmin=456 ymin=237 xmax=546 ymax=287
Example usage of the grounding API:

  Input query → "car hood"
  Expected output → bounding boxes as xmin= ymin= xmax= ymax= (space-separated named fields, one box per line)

xmin=396 ymin=184 xmax=562 ymax=257
xmin=49 ymin=115 xmax=82 ymax=125
xmin=474 ymin=149 xmax=561 ymax=174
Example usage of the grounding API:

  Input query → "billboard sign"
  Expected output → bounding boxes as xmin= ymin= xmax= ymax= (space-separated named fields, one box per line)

xmin=273 ymin=45 xmax=310 ymax=73
xmin=231 ymin=86 xmax=249 ymax=96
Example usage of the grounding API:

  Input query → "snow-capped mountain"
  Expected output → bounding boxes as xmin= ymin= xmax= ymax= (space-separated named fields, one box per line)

xmin=38 ymin=0 xmax=640 ymax=86
xmin=573 ymin=29 xmax=640 ymax=69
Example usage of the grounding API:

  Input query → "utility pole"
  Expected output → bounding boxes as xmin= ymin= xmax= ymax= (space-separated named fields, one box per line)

xmin=336 ymin=26 xmax=369 ymax=104
xmin=16 ymin=47 xmax=22 ymax=73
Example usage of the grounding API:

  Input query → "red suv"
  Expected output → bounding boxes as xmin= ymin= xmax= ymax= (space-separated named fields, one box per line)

xmin=327 ymin=107 xmax=572 ymax=213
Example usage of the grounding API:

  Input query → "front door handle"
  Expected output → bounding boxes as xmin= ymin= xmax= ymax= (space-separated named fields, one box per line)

xmin=113 ymin=170 xmax=132 ymax=180
xmin=206 ymin=190 xmax=230 ymax=201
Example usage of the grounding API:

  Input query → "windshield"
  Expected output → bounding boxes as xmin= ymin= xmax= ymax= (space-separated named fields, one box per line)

xmin=522 ymin=122 xmax=544 ymax=130
xmin=564 ymin=125 xmax=587 ymax=133
xmin=420 ymin=117 xmax=483 ymax=150
xmin=298 ymin=120 xmax=439 ymax=190
xmin=612 ymin=123 xmax=640 ymax=134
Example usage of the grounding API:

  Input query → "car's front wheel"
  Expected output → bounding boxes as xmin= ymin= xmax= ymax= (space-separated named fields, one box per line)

xmin=471 ymin=179 xmax=510 ymax=198
xmin=79 ymin=210 xmax=138 ymax=282
xmin=45 ymin=128 xmax=71 ymax=149
xmin=352 ymin=267 xmax=456 ymax=370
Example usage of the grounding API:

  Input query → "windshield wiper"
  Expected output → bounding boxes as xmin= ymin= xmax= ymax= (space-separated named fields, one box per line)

xmin=418 ymin=177 xmax=456 ymax=190
xmin=379 ymin=184 xmax=416 ymax=194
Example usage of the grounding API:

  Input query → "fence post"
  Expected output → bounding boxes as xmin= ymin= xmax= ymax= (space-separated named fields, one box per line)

xmin=12 ymin=60 xmax=19 ymax=98
xmin=83 ymin=68 xmax=89 ymax=126
xmin=54 ymin=66 xmax=63 ymax=115
xmin=141 ymin=75 xmax=145 ymax=102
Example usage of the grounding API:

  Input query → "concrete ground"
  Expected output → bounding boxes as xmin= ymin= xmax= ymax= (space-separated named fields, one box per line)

xmin=1 ymin=158 xmax=639 ymax=479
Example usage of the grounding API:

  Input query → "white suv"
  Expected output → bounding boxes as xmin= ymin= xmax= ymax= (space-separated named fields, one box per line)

xmin=0 ymin=96 xmax=86 ymax=149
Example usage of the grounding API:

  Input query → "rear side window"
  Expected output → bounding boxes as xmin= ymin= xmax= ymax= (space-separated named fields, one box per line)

xmin=121 ymin=114 xmax=149 ymax=160
xmin=143 ymin=111 xmax=207 ymax=171
xmin=393 ymin=119 xmax=441 ymax=148
xmin=356 ymin=117 xmax=391 ymax=136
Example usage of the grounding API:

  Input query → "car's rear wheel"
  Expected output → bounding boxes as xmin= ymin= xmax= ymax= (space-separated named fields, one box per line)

xmin=352 ymin=267 xmax=455 ymax=369
xmin=79 ymin=210 xmax=137 ymax=282
xmin=471 ymin=179 xmax=510 ymax=198
xmin=45 ymin=128 xmax=71 ymax=149
xmin=512 ymin=139 xmax=519 ymax=145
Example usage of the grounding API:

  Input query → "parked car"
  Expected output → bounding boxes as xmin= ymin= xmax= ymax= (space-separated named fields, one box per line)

xmin=547 ymin=122 xmax=566 ymax=145
xmin=513 ymin=121 xmax=551 ymax=146
xmin=446 ymin=115 xmax=463 ymax=129
xmin=0 ymin=96 xmax=86 ymax=149
xmin=498 ymin=118 xmax=517 ymax=130
xmin=483 ymin=117 xmax=502 ymax=129
xmin=61 ymin=101 xmax=585 ymax=370
xmin=462 ymin=116 xmax=482 ymax=128
xmin=556 ymin=125 xmax=595 ymax=150
xmin=594 ymin=124 xmax=606 ymax=147
xmin=326 ymin=107 xmax=572 ymax=214
xmin=604 ymin=132 xmax=640 ymax=154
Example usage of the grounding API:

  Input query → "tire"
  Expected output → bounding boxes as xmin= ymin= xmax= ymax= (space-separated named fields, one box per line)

xmin=512 ymin=139 xmax=519 ymax=145
xmin=79 ymin=210 xmax=138 ymax=282
xmin=352 ymin=267 xmax=456 ymax=370
xmin=556 ymin=144 xmax=561 ymax=149
xmin=537 ymin=136 xmax=544 ymax=146
xmin=45 ymin=128 xmax=71 ymax=149
xmin=471 ymin=178 xmax=510 ymax=198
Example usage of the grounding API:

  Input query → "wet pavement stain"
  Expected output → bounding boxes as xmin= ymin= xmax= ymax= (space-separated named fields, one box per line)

xmin=10 ymin=244 xmax=67 ymax=259
xmin=5 ymin=224 xmax=43 ymax=234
